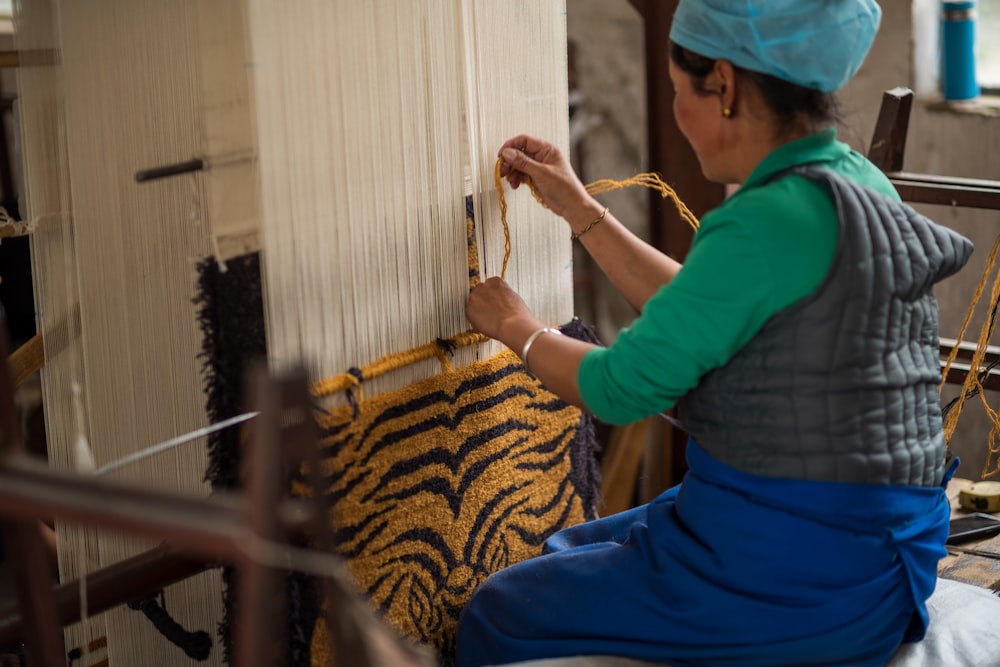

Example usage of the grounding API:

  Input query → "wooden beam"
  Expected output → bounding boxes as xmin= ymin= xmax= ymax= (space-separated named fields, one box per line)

xmin=0 ymin=311 xmax=64 ymax=666
xmin=234 ymin=364 xmax=291 ymax=667
xmin=7 ymin=334 xmax=43 ymax=386
xmin=940 ymin=338 xmax=1000 ymax=392
xmin=868 ymin=88 xmax=1000 ymax=210
xmin=0 ymin=455 xmax=248 ymax=559
xmin=0 ymin=546 xmax=208 ymax=651
xmin=889 ymin=173 xmax=1000 ymax=210
xmin=0 ymin=50 xmax=59 ymax=68
xmin=868 ymin=87 xmax=913 ymax=172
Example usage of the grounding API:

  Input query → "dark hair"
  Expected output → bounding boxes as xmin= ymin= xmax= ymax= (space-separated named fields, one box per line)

xmin=669 ymin=42 xmax=839 ymax=130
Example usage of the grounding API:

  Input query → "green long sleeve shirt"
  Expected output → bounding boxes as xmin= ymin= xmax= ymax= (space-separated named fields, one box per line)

xmin=578 ymin=128 xmax=901 ymax=425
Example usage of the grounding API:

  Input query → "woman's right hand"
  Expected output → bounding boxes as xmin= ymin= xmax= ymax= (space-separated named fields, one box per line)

xmin=466 ymin=276 xmax=539 ymax=342
xmin=498 ymin=135 xmax=601 ymax=226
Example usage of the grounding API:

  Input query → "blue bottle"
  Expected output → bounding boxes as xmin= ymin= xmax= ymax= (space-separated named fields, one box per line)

xmin=942 ymin=1 xmax=980 ymax=100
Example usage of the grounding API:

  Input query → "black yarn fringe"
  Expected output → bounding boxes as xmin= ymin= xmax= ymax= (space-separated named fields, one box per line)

xmin=194 ymin=253 xmax=268 ymax=491
xmin=285 ymin=567 xmax=322 ymax=665
xmin=193 ymin=253 xmax=267 ymax=665
xmin=195 ymin=252 xmax=323 ymax=666
xmin=559 ymin=317 xmax=604 ymax=520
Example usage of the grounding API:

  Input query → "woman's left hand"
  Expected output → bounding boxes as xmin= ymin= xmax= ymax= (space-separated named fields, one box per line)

xmin=466 ymin=277 xmax=539 ymax=341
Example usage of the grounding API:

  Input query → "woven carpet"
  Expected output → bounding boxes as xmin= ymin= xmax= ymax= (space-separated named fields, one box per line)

xmin=302 ymin=317 xmax=601 ymax=665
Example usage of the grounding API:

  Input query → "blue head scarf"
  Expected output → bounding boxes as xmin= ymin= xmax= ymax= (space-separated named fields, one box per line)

xmin=669 ymin=0 xmax=882 ymax=93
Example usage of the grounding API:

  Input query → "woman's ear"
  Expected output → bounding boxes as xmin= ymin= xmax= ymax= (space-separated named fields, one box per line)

xmin=711 ymin=60 xmax=738 ymax=116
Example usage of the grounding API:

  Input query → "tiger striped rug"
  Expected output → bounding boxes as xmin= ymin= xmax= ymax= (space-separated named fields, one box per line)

xmin=300 ymin=318 xmax=601 ymax=665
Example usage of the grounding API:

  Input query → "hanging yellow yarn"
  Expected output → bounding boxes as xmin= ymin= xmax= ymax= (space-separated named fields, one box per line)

xmin=585 ymin=173 xmax=700 ymax=231
xmin=939 ymin=233 xmax=1000 ymax=478
xmin=492 ymin=157 xmax=700 ymax=278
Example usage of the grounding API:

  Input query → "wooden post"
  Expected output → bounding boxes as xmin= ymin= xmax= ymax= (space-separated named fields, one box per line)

xmin=0 ymin=309 xmax=65 ymax=666
xmin=868 ymin=87 xmax=913 ymax=172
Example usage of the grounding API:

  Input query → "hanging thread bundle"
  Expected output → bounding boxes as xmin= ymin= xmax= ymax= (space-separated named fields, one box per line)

xmin=491 ymin=156 xmax=700 ymax=275
xmin=940 ymin=233 xmax=1000 ymax=478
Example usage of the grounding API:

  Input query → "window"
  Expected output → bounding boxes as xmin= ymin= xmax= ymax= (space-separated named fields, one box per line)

xmin=913 ymin=0 xmax=1000 ymax=99
xmin=980 ymin=1 xmax=1000 ymax=92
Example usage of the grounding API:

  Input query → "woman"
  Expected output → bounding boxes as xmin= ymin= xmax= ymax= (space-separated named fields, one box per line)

xmin=458 ymin=1 xmax=974 ymax=666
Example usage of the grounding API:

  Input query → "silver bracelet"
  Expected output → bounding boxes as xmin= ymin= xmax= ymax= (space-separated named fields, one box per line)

xmin=521 ymin=327 xmax=563 ymax=375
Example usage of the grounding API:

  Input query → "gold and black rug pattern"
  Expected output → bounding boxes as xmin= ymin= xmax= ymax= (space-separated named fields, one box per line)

xmin=298 ymin=322 xmax=600 ymax=661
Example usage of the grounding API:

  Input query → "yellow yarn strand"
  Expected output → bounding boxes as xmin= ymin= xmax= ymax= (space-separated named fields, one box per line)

xmin=940 ymin=232 xmax=1000 ymax=478
xmin=312 ymin=330 xmax=488 ymax=398
xmin=585 ymin=173 xmax=700 ymax=232
xmin=492 ymin=157 xmax=700 ymax=278
xmin=492 ymin=158 xmax=514 ymax=279
xmin=940 ymin=234 xmax=1000 ymax=399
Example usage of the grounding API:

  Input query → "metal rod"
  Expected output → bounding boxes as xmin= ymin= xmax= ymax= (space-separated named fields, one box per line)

xmin=94 ymin=411 xmax=258 ymax=477
xmin=134 ymin=158 xmax=205 ymax=183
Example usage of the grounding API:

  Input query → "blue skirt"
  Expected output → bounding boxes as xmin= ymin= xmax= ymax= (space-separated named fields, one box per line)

xmin=455 ymin=441 xmax=951 ymax=667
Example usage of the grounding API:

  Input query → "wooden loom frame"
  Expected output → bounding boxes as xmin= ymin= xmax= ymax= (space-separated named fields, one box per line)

xmin=0 ymin=307 xmax=431 ymax=667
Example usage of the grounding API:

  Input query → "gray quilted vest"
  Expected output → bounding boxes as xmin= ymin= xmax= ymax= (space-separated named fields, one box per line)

xmin=676 ymin=165 xmax=973 ymax=486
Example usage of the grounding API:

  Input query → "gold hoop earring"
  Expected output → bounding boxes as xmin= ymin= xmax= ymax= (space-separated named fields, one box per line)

xmin=722 ymin=107 xmax=733 ymax=118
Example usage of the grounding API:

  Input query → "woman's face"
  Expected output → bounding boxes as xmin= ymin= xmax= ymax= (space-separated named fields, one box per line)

xmin=668 ymin=60 xmax=726 ymax=182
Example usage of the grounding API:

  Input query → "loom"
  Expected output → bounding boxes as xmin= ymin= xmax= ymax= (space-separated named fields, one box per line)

xmin=5 ymin=1 xmax=1000 ymax=665
xmin=5 ymin=0 xmax=580 ymax=665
